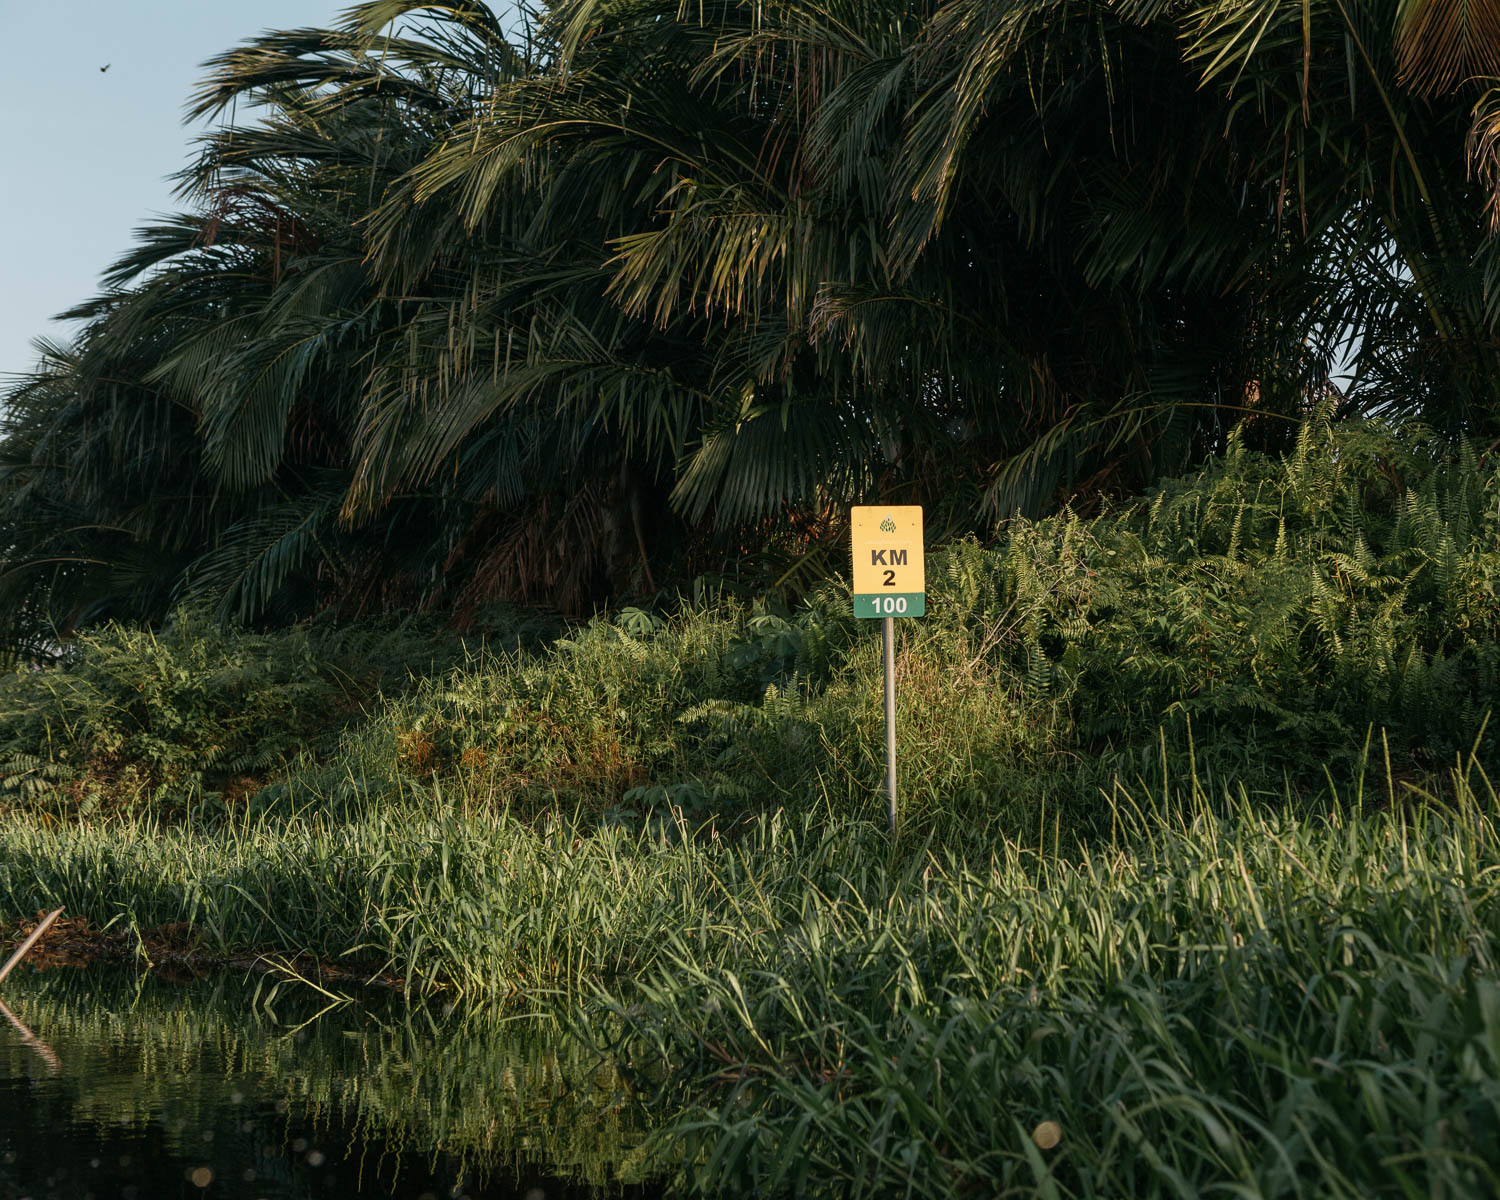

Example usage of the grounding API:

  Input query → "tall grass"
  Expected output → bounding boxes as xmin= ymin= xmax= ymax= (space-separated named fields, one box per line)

xmin=0 ymin=786 xmax=772 ymax=1001
xmin=2 ymin=764 xmax=1499 ymax=1195
xmin=602 ymin=768 xmax=1500 ymax=1197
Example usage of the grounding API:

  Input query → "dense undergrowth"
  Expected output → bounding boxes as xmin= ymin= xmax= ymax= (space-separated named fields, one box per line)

xmin=615 ymin=774 xmax=1500 ymax=1198
xmin=0 ymin=419 xmax=1495 ymax=833
xmin=2 ymin=419 xmax=1499 ymax=1196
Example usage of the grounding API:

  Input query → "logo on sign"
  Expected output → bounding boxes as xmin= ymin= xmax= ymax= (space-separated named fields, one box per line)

xmin=879 ymin=515 xmax=897 ymax=532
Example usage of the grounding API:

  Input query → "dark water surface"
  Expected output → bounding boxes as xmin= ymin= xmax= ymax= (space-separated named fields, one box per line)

xmin=0 ymin=965 xmax=663 ymax=1200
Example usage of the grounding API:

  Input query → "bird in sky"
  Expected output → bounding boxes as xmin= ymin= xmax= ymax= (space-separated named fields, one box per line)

xmin=99 ymin=64 xmax=110 ymax=73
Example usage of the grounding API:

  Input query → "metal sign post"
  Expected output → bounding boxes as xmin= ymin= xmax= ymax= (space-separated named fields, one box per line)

xmin=882 ymin=614 xmax=897 ymax=834
xmin=851 ymin=507 xmax=925 ymax=835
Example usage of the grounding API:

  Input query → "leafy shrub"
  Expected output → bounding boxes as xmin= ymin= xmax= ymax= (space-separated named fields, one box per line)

xmin=949 ymin=419 xmax=1500 ymax=788
xmin=305 ymin=601 xmax=842 ymax=817
xmin=3 ymin=419 xmax=1496 ymax=830
xmin=0 ymin=613 xmax=348 ymax=812
xmin=465 ymin=417 xmax=1500 ymax=829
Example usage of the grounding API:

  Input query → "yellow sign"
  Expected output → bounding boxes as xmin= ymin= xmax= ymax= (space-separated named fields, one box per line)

xmin=851 ymin=506 xmax=925 ymax=617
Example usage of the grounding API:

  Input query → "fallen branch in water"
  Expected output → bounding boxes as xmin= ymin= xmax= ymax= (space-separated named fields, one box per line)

xmin=0 ymin=907 xmax=64 ymax=988
xmin=0 ymin=912 xmax=408 ymax=995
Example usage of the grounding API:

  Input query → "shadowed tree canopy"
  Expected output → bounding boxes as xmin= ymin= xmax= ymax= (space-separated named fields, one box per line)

xmin=3 ymin=0 xmax=1500 ymax=655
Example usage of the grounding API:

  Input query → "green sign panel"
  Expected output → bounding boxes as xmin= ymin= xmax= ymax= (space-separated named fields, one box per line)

xmin=853 ymin=592 xmax=925 ymax=618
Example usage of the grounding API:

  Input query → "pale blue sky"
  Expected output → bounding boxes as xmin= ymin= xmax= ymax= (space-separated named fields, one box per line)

xmin=0 ymin=1 xmax=345 ymax=381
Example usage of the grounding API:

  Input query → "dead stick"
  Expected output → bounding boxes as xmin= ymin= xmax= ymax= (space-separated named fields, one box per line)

xmin=0 ymin=908 xmax=64 ymax=988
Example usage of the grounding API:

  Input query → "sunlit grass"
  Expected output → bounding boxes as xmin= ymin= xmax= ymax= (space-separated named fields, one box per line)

xmin=3 ymin=761 xmax=1499 ymax=1195
xmin=613 ymin=777 xmax=1500 ymax=1196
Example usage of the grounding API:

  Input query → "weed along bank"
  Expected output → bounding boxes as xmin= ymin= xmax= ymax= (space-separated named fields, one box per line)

xmin=852 ymin=506 xmax=925 ymax=834
xmin=3 ymin=426 xmax=1500 ymax=1196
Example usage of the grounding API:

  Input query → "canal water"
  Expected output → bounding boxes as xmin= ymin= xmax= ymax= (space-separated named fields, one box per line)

xmin=0 ymin=965 xmax=664 ymax=1199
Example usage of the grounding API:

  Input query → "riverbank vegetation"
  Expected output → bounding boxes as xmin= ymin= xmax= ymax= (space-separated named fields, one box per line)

xmin=1 ymin=421 xmax=1498 ymax=1194
xmin=3 ymin=774 xmax=1498 ymax=1196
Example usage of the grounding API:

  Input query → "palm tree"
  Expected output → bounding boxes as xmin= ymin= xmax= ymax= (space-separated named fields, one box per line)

xmin=3 ymin=0 xmax=1499 ymax=655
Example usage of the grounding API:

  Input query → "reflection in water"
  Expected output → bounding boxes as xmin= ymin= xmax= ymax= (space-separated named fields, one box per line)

xmin=0 ymin=966 xmax=664 ymax=1199
xmin=0 ymin=995 xmax=61 ymax=1074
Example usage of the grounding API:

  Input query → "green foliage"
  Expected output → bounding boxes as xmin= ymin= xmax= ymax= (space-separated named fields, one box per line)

xmin=0 ymin=608 xmax=547 ymax=814
xmin=0 ymin=613 xmax=349 ymax=812
xmin=945 ymin=418 xmax=1500 ymax=785
xmin=2 ymin=421 xmax=1495 ymax=828
xmin=289 ymin=600 xmax=845 ymax=820
xmin=608 ymin=777 xmax=1500 ymax=1198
